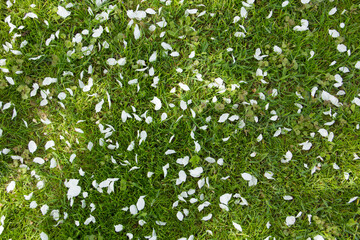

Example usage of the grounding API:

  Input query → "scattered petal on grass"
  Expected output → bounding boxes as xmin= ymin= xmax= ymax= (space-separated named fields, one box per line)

xmin=285 ymin=216 xmax=296 ymax=226
xmin=299 ymin=141 xmax=312 ymax=150
xmin=329 ymin=7 xmax=337 ymax=16
xmin=162 ymin=163 xmax=169 ymax=178
xmin=273 ymin=45 xmax=282 ymax=54
xmin=40 ymin=232 xmax=48 ymax=240
xmin=6 ymin=181 xmax=15 ymax=193
xmin=337 ymin=44 xmax=347 ymax=53
xmin=150 ymin=97 xmax=162 ymax=110
xmin=283 ymin=195 xmax=293 ymax=200
xmin=115 ymin=224 xmax=124 ymax=232
xmin=282 ymin=1 xmax=289 ymax=7
xmin=264 ymin=171 xmax=274 ymax=180
xmin=107 ymin=58 xmax=117 ymax=66
xmin=189 ymin=167 xmax=203 ymax=178
xmin=149 ymin=51 xmax=157 ymax=62
xmin=28 ymin=140 xmax=37 ymax=154
xmin=134 ymin=24 xmax=141 ymax=40
xmin=329 ymin=29 xmax=340 ymax=38
xmin=136 ymin=196 xmax=146 ymax=211
xmin=232 ymin=222 xmax=242 ymax=232
xmin=348 ymin=196 xmax=358 ymax=204
xmin=318 ymin=129 xmax=328 ymax=137
xmin=218 ymin=113 xmax=229 ymax=123
xmin=220 ymin=193 xmax=232 ymax=205
xmin=355 ymin=61 xmax=360 ymax=69
xmin=57 ymin=6 xmax=71 ymax=18
xmin=201 ymin=213 xmax=212 ymax=221
xmin=33 ymin=157 xmax=45 ymax=165
xmin=241 ymin=173 xmax=258 ymax=186
xmin=176 ymin=211 xmax=184 ymax=221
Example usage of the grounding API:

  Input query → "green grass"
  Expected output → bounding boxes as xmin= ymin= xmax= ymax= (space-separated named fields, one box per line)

xmin=1 ymin=0 xmax=360 ymax=239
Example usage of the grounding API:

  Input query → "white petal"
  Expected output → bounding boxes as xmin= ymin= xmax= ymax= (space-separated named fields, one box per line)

xmin=95 ymin=99 xmax=104 ymax=113
xmin=355 ymin=61 xmax=360 ymax=69
xmin=194 ymin=141 xmax=201 ymax=153
xmin=92 ymin=25 xmax=103 ymax=38
xmin=318 ymin=129 xmax=328 ymax=137
xmin=50 ymin=158 xmax=57 ymax=168
xmin=41 ymin=205 xmax=49 ymax=215
xmin=6 ymin=181 xmax=15 ymax=192
xmin=348 ymin=196 xmax=358 ymax=204
xmin=170 ymin=51 xmax=180 ymax=57
xmin=232 ymin=222 xmax=242 ymax=232
xmin=40 ymin=232 xmax=48 ymax=240
xmin=299 ymin=141 xmax=312 ymax=150
xmin=30 ymin=201 xmax=37 ymax=209
xmin=352 ymin=97 xmax=360 ymax=106
xmin=241 ymin=173 xmax=252 ymax=181
xmin=283 ymin=195 xmax=293 ymax=200
xmin=220 ymin=193 xmax=232 ymax=205
xmin=149 ymin=51 xmax=157 ymax=62
xmin=176 ymin=156 xmax=189 ymax=166
xmin=328 ymin=29 xmax=340 ymax=38
xmin=337 ymin=44 xmax=347 ymax=53
xmin=87 ymin=141 xmax=94 ymax=151
xmin=127 ymin=141 xmax=135 ymax=151
xmin=23 ymin=12 xmax=38 ymax=19
xmin=329 ymin=7 xmax=337 ymax=15
xmin=5 ymin=77 xmax=14 ymax=85
xmin=67 ymin=186 xmax=81 ymax=198
xmin=24 ymin=192 xmax=33 ymax=200
xmin=273 ymin=45 xmax=282 ymax=54
xmin=106 ymin=58 xmax=117 ymax=66
xmin=176 ymin=211 xmax=184 ymax=221
xmin=28 ymin=140 xmax=37 ymax=154
xmin=233 ymin=16 xmax=240 ymax=23
xmin=150 ymin=97 xmax=162 ymax=110
xmin=165 ymin=149 xmax=176 ymax=155
xmin=117 ymin=58 xmax=126 ymax=66
xmin=44 ymin=140 xmax=55 ymax=150
xmin=161 ymin=42 xmax=172 ymax=51
xmin=189 ymin=167 xmax=203 ymax=178
xmin=218 ymin=113 xmax=229 ymax=123
xmin=130 ymin=205 xmax=138 ymax=215
xmin=264 ymin=171 xmax=274 ymax=180
xmin=285 ymin=216 xmax=296 ymax=226
xmin=33 ymin=157 xmax=45 ymax=165
xmin=204 ymin=157 xmax=216 ymax=163
xmin=114 ymin=224 xmax=124 ymax=232
xmin=282 ymin=1 xmax=289 ymax=7
xmin=178 ymin=170 xmax=187 ymax=183
xmin=201 ymin=213 xmax=212 ymax=221
xmin=189 ymin=51 xmax=195 ymax=59
xmin=180 ymin=100 xmax=187 ymax=110
xmin=161 ymin=112 xmax=167 ymax=121
xmin=162 ymin=163 xmax=169 ymax=178
xmin=57 ymin=6 xmax=71 ymax=18
xmin=179 ymin=83 xmax=190 ymax=91
xmin=146 ymin=8 xmax=156 ymax=15
xmin=136 ymin=195 xmax=146 ymax=211
xmin=134 ymin=24 xmax=141 ymax=40
xmin=240 ymin=7 xmax=247 ymax=18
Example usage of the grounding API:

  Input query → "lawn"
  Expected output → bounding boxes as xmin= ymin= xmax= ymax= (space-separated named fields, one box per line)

xmin=0 ymin=0 xmax=360 ymax=239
